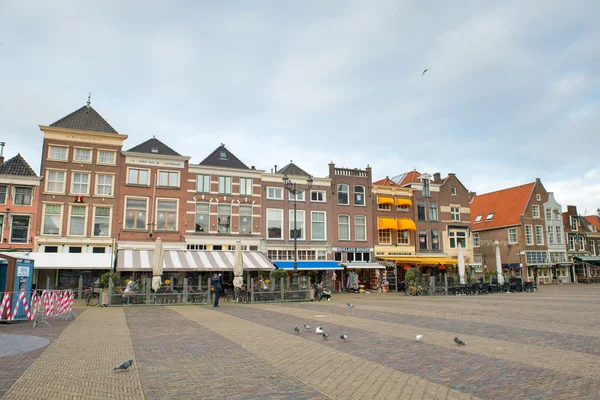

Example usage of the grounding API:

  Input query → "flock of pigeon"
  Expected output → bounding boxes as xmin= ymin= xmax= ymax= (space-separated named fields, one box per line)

xmin=293 ymin=302 xmax=468 ymax=347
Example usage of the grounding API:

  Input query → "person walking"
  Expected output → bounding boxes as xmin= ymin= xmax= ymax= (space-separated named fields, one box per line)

xmin=211 ymin=273 xmax=223 ymax=307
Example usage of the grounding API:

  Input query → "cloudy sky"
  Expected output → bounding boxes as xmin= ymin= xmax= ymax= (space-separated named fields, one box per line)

xmin=1 ymin=1 xmax=599 ymax=215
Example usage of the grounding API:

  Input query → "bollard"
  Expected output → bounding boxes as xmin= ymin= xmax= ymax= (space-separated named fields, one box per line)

xmin=250 ymin=278 xmax=254 ymax=303
xmin=307 ymin=277 xmax=311 ymax=301
xmin=183 ymin=277 xmax=188 ymax=304
xmin=78 ymin=276 xmax=83 ymax=300
xmin=108 ymin=278 xmax=113 ymax=306
xmin=281 ymin=278 xmax=284 ymax=301
xmin=207 ymin=277 xmax=212 ymax=305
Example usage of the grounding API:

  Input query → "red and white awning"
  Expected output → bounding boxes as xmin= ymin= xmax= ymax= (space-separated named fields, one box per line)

xmin=117 ymin=250 xmax=274 ymax=272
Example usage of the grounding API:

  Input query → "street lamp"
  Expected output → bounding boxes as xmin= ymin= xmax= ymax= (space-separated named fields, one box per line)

xmin=282 ymin=174 xmax=313 ymax=291
xmin=482 ymin=254 xmax=487 ymax=282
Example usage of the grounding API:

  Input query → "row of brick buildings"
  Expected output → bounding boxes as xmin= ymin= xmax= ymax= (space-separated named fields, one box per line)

xmin=1 ymin=101 xmax=598 ymax=289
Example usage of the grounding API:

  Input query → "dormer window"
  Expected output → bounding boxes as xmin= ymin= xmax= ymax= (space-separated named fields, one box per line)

xmin=151 ymin=148 xmax=159 ymax=154
xmin=219 ymin=151 xmax=227 ymax=159
xmin=422 ymin=178 xmax=430 ymax=197
xmin=474 ymin=215 xmax=482 ymax=223
xmin=486 ymin=212 xmax=494 ymax=221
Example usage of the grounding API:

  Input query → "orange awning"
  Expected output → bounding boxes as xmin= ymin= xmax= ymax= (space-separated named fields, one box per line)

xmin=378 ymin=217 xmax=397 ymax=230
xmin=395 ymin=198 xmax=412 ymax=207
xmin=397 ymin=218 xmax=416 ymax=231
xmin=377 ymin=196 xmax=394 ymax=205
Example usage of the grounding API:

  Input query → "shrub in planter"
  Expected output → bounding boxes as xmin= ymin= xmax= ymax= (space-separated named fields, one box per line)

xmin=100 ymin=272 xmax=119 ymax=288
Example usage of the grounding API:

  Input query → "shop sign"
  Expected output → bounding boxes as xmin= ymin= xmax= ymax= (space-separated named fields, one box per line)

xmin=17 ymin=266 xmax=29 ymax=277
xmin=337 ymin=247 xmax=371 ymax=252
xmin=126 ymin=156 xmax=184 ymax=168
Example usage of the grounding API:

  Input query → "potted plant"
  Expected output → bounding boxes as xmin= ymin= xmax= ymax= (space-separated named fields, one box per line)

xmin=404 ymin=267 xmax=420 ymax=295
xmin=100 ymin=271 xmax=119 ymax=305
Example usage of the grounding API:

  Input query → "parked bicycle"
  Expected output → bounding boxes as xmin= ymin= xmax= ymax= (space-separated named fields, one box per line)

xmin=84 ymin=286 xmax=100 ymax=306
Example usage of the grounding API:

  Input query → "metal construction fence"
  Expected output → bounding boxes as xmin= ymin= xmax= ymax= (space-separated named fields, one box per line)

xmin=0 ymin=289 xmax=76 ymax=326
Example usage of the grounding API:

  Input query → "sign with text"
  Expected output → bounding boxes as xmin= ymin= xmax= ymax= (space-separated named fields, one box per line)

xmin=336 ymin=247 xmax=372 ymax=252
xmin=17 ymin=266 xmax=29 ymax=277
xmin=126 ymin=156 xmax=185 ymax=168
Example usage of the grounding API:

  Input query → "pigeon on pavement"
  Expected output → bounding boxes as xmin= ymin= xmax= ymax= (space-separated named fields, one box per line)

xmin=340 ymin=334 xmax=350 ymax=341
xmin=316 ymin=326 xmax=323 ymax=334
xmin=347 ymin=303 xmax=354 ymax=308
xmin=294 ymin=327 xmax=301 ymax=334
xmin=303 ymin=324 xmax=311 ymax=331
xmin=416 ymin=335 xmax=423 ymax=342
xmin=322 ymin=332 xmax=329 ymax=340
xmin=454 ymin=337 xmax=466 ymax=346
xmin=114 ymin=360 xmax=134 ymax=371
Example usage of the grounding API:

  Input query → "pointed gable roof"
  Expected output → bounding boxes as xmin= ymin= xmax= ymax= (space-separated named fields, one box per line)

xmin=127 ymin=138 xmax=181 ymax=156
xmin=50 ymin=105 xmax=118 ymax=134
xmin=277 ymin=162 xmax=310 ymax=177
xmin=0 ymin=154 xmax=38 ymax=177
xmin=373 ymin=176 xmax=398 ymax=186
xmin=470 ymin=182 xmax=536 ymax=230
xmin=199 ymin=145 xmax=249 ymax=170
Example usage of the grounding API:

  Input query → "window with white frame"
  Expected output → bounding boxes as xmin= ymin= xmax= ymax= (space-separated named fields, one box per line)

xmin=10 ymin=215 xmax=29 ymax=243
xmin=317 ymin=250 xmax=326 ymax=260
xmin=13 ymin=187 xmax=33 ymax=205
xmin=449 ymin=230 xmax=467 ymax=248
xmin=429 ymin=202 xmax=438 ymax=221
xmin=0 ymin=185 xmax=6 ymax=204
xmin=486 ymin=213 xmax=494 ymax=221
xmin=555 ymin=226 xmax=563 ymax=244
xmin=547 ymin=226 xmax=555 ymax=245
xmin=217 ymin=204 xmax=231 ymax=233
xmin=508 ymin=228 xmax=518 ymax=244
xmin=396 ymin=204 xmax=409 ymax=212
xmin=127 ymin=168 xmax=150 ymax=185
xmin=419 ymin=229 xmax=428 ymax=250
xmin=311 ymin=190 xmax=326 ymax=202
xmin=568 ymin=234 xmax=576 ymax=250
xmin=267 ymin=209 xmax=283 ymax=239
xmin=526 ymin=251 xmax=547 ymax=264
xmin=578 ymin=235 xmax=585 ymax=250
xmin=355 ymin=215 xmax=367 ymax=241
xmin=474 ymin=215 xmax=482 ymax=223
xmin=535 ymin=225 xmax=544 ymax=245
xmin=46 ymin=170 xmax=66 ymax=193
xmin=239 ymin=178 xmax=252 ymax=196
xmin=546 ymin=208 xmax=552 ymax=220
xmin=43 ymin=204 xmax=61 ymax=235
xmin=337 ymin=184 xmax=349 ymax=205
xmin=267 ymin=187 xmax=283 ymax=200
xmin=532 ymin=205 xmax=540 ymax=218
xmin=378 ymin=228 xmax=391 ymax=244
xmin=431 ymin=230 xmax=440 ymax=250
xmin=69 ymin=205 xmax=87 ymax=236
xmin=156 ymin=199 xmax=178 ymax=230
xmin=417 ymin=201 xmax=427 ymax=221
xmin=311 ymin=211 xmax=326 ymax=240
xmin=95 ymin=174 xmax=114 ymax=196
xmin=451 ymin=207 xmax=460 ymax=221
xmin=354 ymin=186 xmax=365 ymax=206
xmin=125 ymin=198 xmax=147 ymax=230
xmin=398 ymin=230 xmax=409 ymax=245
xmin=93 ymin=207 xmax=111 ymax=237
xmin=218 ymin=176 xmax=231 ymax=194
xmin=571 ymin=216 xmax=578 ymax=231
xmin=597 ymin=241 xmax=600 ymax=257
xmin=71 ymin=172 xmax=90 ymax=194
xmin=379 ymin=203 xmax=391 ymax=211
xmin=289 ymin=210 xmax=305 ymax=239
xmin=451 ymin=186 xmax=457 ymax=196
xmin=239 ymin=205 xmax=252 ymax=234
xmin=289 ymin=191 xmax=305 ymax=202
xmin=48 ymin=145 xmax=68 ymax=161
xmin=97 ymin=150 xmax=116 ymax=164
xmin=473 ymin=232 xmax=480 ymax=247
xmin=549 ymin=252 xmax=567 ymax=263
xmin=74 ymin=148 xmax=92 ymax=163
xmin=525 ymin=225 xmax=533 ymax=245
xmin=422 ymin=178 xmax=430 ymax=197
xmin=338 ymin=215 xmax=350 ymax=240
xmin=158 ymin=171 xmax=179 ymax=187
xmin=590 ymin=241 xmax=596 ymax=256
xmin=196 ymin=175 xmax=211 ymax=193
xmin=195 ymin=203 xmax=209 ymax=233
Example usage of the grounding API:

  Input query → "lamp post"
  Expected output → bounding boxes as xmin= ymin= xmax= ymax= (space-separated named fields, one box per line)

xmin=482 ymin=253 xmax=487 ymax=282
xmin=282 ymin=174 xmax=313 ymax=291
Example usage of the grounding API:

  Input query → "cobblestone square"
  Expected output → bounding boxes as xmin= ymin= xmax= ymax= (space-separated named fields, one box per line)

xmin=2 ymin=285 xmax=600 ymax=399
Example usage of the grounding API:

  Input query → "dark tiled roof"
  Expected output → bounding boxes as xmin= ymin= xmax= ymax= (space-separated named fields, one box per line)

xmin=50 ymin=105 xmax=118 ymax=134
xmin=0 ymin=154 xmax=38 ymax=177
xmin=126 ymin=138 xmax=181 ymax=156
xmin=277 ymin=163 xmax=310 ymax=177
xmin=199 ymin=145 xmax=249 ymax=170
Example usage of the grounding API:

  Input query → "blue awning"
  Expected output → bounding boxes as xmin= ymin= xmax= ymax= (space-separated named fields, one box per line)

xmin=274 ymin=261 xmax=343 ymax=270
xmin=502 ymin=263 xmax=521 ymax=269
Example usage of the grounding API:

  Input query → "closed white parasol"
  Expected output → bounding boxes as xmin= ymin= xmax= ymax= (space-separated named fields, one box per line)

xmin=495 ymin=241 xmax=505 ymax=285
xmin=457 ymin=242 xmax=466 ymax=285
xmin=151 ymin=237 xmax=164 ymax=292
xmin=233 ymin=240 xmax=244 ymax=289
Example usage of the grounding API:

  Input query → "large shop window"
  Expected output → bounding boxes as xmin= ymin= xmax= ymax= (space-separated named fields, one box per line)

xmin=338 ymin=215 xmax=350 ymax=240
xmin=289 ymin=210 xmax=305 ymax=240
xmin=93 ymin=207 xmax=111 ymax=237
xmin=69 ymin=206 xmax=87 ymax=236
xmin=267 ymin=209 xmax=283 ymax=239
xmin=195 ymin=203 xmax=209 ymax=233
xmin=526 ymin=251 xmax=547 ymax=264
xmin=337 ymin=184 xmax=349 ymax=205
xmin=156 ymin=200 xmax=178 ymax=231
xmin=43 ymin=204 xmax=61 ymax=235
xmin=239 ymin=205 xmax=252 ymax=234
xmin=10 ymin=215 xmax=29 ymax=243
xmin=125 ymin=198 xmax=148 ymax=230
xmin=311 ymin=211 xmax=326 ymax=240
xmin=217 ymin=204 xmax=231 ymax=233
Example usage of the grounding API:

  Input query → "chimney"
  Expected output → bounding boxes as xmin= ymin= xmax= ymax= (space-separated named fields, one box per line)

xmin=597 ymin=208 xmax=600 ymax=217
xmin=0 ymin=142 xmax=5 ymax=164
xmin=433 ymin=172 xmax=441 ymax=183
xmin=251 ymin=166 xmax=255 ymax=170
xmin=567 ymin=205 xmax=577 ymax=215
xmin=274 ymin=165 xmax=277 ymax=173
xmin=468 ymin=191 xmax=477 ymax=202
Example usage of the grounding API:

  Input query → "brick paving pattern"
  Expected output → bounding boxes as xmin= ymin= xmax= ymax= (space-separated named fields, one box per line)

xmin=0 ymin=309 xmax=82 ymax=397
xmin=2 ymin=285 xmax=600 ymax=399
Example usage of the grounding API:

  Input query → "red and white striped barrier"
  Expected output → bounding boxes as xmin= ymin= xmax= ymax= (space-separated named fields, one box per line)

xmin=68 ymin=290 xmax=74 ymax=313
xmin=30 ymin=291 xmax=38 ymax=320
xmin=0 ymin=292 xmax=11 ymax=321
xmin=11 ymin=292 xmax=32 ymax=321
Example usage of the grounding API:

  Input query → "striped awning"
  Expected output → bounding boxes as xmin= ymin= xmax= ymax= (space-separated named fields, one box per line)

xmin=117 ymin=250 xmax=275 ymax=272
